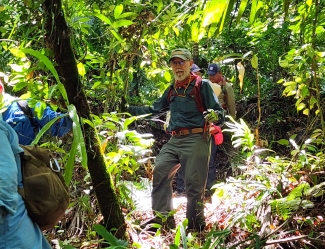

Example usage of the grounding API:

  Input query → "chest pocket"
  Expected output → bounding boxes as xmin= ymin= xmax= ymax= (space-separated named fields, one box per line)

xmin=169 ymin=94 xmax=200 ymax=117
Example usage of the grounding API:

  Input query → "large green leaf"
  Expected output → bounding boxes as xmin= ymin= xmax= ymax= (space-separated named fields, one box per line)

xmin=202 ymin=0 xmax=227 ymax=27
xmin=94 ymin=13 xmax=113 ymax=25
xmin=112 ymin=20 xmax=134 ymax=29
xmin=236 ymin=0 xmax=248 ymax=23
xmin=249 ymin=0 xmax=264 ymax=25
xmin=68 ymin=104 xmax=87 ymax=168
xmin=64 ymin=136 xmax=78 ymax=185
xmin=21 ymin=48 xmax=69 ymax=104
xmin=109 ymin=29 xmax=123 ymax=42
xmin=114 ymin=4 xmax=123 ymax=19
xmin=116 ymin=12 xmax=136 ymax=19
xmin=93 ymin=224 xmax=128 ymax=247
xmin=251 ymin=54 xmax=258 ymax=69
xmin=31 ymin=115 xmax=65 ymax=145
xmin=218 ymin=0 xmax=236 ymax=34
xmin=63 ymin=104 xmax=88 ymax=184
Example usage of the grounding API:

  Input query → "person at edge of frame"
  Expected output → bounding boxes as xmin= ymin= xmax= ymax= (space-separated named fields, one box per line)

xmin=0 ymin=90 xmax=52 ymax=249
xmin=0 ymin=77 xmax=72 ymax=146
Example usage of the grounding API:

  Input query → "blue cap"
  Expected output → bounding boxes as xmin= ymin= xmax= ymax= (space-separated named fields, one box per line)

xmin=207 ymin=63 xmax=221 ymax=75
xmin=190 ymin=64 xmax=204 ymax=73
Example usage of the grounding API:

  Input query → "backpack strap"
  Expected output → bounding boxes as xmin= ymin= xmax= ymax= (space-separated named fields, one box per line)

xmin=192 ymin=77 xmax=205 ymax=113
xmin=17 ymin=100 xmax=39 ymax=130
xmin=167 ymin=76 xmax=206 ymax=113
xmin=17 ymin=100 xmax=32 ymax=117
xmin=221 ymin=85 xmax=228 ymax=111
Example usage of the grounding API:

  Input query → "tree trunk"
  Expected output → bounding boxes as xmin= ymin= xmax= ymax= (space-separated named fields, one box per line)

xmin=192 ymin=42 xmax=199 ymax=65
xmin=42 ymin=0 xmax=126 ymax=238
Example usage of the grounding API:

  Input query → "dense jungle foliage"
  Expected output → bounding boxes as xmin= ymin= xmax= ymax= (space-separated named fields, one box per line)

xmin=0 ymin=0 xmax=325 ymax=248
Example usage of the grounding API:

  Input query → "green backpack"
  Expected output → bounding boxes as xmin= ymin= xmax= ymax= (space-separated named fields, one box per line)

xmin=18 ymin=145 xmax=70 ymax=230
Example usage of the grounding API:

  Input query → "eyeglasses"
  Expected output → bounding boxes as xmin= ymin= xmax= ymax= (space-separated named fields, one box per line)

xmin=170 ymin=60 xmax=187 ymax=66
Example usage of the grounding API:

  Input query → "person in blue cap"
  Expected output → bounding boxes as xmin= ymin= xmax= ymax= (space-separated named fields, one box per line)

xmin=207 ymin=63 xmax=236 ymax=118
xmin=206 ymin=63 xmax=236 ymax=193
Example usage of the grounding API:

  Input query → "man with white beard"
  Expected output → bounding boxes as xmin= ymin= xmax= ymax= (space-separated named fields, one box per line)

xmin=128 ymin=48 xmax=224 ymax=232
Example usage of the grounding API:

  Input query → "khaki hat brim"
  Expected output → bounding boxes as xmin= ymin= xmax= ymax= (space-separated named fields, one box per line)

xmin=169 ymin=55 xmax=189 ymax=61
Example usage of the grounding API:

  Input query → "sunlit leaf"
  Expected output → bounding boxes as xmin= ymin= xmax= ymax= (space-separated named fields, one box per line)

xmin=218 ymin=0 xmax=236 ymax=34
xmin=116 ymin=12 xmax=136 ymax=20
xmin=164 ymin=71 xmax=171 ymax=82
xmin=114 ymin=4 xmax=123 ymax=19
xmin=296 ymin=102 xmax=305 ymax=111
xmin=100 ymin=139 xmax=108 ymax=154
xmin=77 ymin=62 xmax=86 ymax=77
xmin=91 ymin=81 xmax=101 ymax=89
xmin=202 ymin=0 xmax=226 ymax=27
xmin=276 ymin=139 xmax=289 ymax=146
xmin=94 ymin=13 xmax=113 ymax=26
xmin=64 ymin=137 xmax=78 ymax=185
xmin=243 ymin=51 xmax=253 ymax=59
xmin=109 ymin=29 xmax=123 ymax=42
xmin=249 ymin=0 xmax=263 ymax=25
xmin=237 ymin=62 xmax=245 ymax=92
xmin=21 ymin=48 xmax=69 ymax=104
xmin=113 ymin=20 xmax=134 ymax=28
xmin=300 ymin=84 xmax=309 ymax=98
xmin=283 ymin=81 xmax=296 ymax=86
xmin=9 ymin=47 xmax=25 ymax=58
xmin=236 ymin=0 xmax=248 ymax=24
xmin=9 ymin=63 xmax=24 ymax=72
xmin=251 ymin=54 xmax=258 ymax=69
xmin=173 ymin=26 xmax=179 ymax=36
xmin=191 ymin=22 xmax=200 ymax=42
xmin=68 ymin=104 xmax=87 ymax=169
xmin=309 ymin=96 xmax=317 ymax=109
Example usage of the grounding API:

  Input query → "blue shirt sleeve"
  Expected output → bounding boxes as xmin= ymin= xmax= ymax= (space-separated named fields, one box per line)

xmin=128 ymin=87 xmax=170 ymax=116
xmin=32 ymin=105 xmax=73 ymax=137
xmin=0 ymin=120 xmax=23 ymax=216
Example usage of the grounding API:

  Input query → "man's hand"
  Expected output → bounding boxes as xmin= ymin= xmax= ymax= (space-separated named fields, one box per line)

xmin=203 ymin=109 xmax=219 ymax=123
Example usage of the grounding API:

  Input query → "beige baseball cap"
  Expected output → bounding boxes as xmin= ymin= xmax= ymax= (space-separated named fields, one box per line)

xmin=169 ymin=48 xmax=192 ymax=61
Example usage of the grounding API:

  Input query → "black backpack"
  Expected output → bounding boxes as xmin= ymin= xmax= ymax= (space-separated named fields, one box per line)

xmin=18 ymin=145 xmax=69 ymax=230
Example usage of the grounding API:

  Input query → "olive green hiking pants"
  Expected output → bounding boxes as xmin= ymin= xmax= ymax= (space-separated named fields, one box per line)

xmin=152 ymin=133 xmax=210 ymax=229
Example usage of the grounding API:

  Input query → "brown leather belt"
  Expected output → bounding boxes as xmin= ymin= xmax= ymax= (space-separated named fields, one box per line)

xmin=171 ymin=128 xmax=204 ymax=136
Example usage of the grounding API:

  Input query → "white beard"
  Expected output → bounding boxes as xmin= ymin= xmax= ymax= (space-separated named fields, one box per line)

xmin=174 ymin=68 xmax=190 ymax=81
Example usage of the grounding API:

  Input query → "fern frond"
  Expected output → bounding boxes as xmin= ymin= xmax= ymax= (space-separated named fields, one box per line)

xmin=287 ymin=182 xmax=310 ymax=200
xmin=269 ymin=198 xmax=314 ymax=220
xmin=304 ymin=182 xmax=325 ymax=198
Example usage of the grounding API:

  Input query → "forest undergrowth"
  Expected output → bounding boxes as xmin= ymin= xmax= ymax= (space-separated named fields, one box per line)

xmin=44 ymin=100 xmax=325 ymax=249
